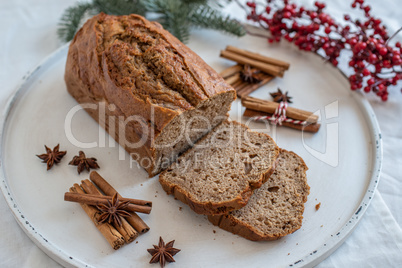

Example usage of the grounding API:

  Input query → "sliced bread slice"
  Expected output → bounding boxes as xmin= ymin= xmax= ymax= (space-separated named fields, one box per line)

xmin=208 ymin=149 xmax=310 ymax=241
xmin=159 ymin=120 xmax=279 ymax=215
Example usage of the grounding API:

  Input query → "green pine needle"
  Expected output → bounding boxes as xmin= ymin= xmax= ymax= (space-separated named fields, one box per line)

xmin=153 ymin=0 xmax=192 ymax=43
xmin=182 ymin=0 xmax=208 ymax=4
xmin=57 ymin=2 xmax=94 ymax=43
xmin=57 ymin=0 xmax=245 ymax=43
xmin=93 ymin=0 xmax=146 ymax=16
xmin=190 ymin=5 xmax=246 ymax=37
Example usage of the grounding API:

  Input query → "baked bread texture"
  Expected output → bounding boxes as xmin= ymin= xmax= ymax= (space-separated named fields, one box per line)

xmin=208 ymin=149 xmax=310 ymax=241
xmin=159 ymin=120 xmax=279 ymax=215
xmin=64 ymin=13 xmax=236 ymax=177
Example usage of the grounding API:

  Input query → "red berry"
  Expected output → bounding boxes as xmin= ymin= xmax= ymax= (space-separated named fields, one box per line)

xmin=351 ymin=3 xmax=357 ymax=8
xmin=310 ymin=12 xmax=317 ymax=19
xmin=392 ymin=54 xmax=402 ymax=63
xmin=362 ymin=69 xmax=370 ymax=76
xmin=284 ymin=4 xmax=292 ymax=11
xmin=283 ymin=11 xmax=291 ymax=19
xmin=325 ymin=27 xmax=331 ymax=34
xmin=364 ymin=6 xmax=371 ymax=13
xmin=319 ymin=13 xmax=327 ymax=23
xmin=349 ymin=38 xmax=358 ymax=46
xmin=394 ymin=58 xmax=402 ymax=65
xmin=369 ymin=53 xmax=378 ymax=63
xmin=344 ymin=15 xmax=351 ymax=21
xmin=378 ymin=84 xmax=385 ymax=91
xmin=357 ymin=61 xmax=365 ymax=69
xmin=367 ymin=78 xmax=375 ymax=85
xmin=364 ymin=86 xmax=371 ymax=93
xmin=373 ymin=19 xmax=381 ymax=25
xmin=265 ymin=6 xmax=271 ymax=13
xmin=379 ymin=47 xmax=388 ymax=56
xmin=246 ymin=2 xmax=256 ymax=8
xmin=381 ymin=94 xmax=388 ymax=101
xmin=383 ymin=60 xmax=391 ymax=68
xmin=396 ymin=42 xmax=401 ymax=48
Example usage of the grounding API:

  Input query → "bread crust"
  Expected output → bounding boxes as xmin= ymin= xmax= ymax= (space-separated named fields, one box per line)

xmin=159 ymin=121 xmax=279 ymax=215
xmin=64 ymin=13 xmax=235 ymax=176
xmin=208 ymin=149 xmax=310 ymax=241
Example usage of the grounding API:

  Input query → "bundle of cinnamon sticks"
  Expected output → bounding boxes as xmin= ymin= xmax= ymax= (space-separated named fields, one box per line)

xmin=242 ymin=96 xmax=321 ymax=133
xmin=65 ymin=171 xmax=150 ymax=250
xmin=220 ymin=46 xmax=290 ymax=98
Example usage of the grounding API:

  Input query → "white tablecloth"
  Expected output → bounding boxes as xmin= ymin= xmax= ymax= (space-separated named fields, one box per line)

xmin=1 ymin=0 xmax=401 ymax=267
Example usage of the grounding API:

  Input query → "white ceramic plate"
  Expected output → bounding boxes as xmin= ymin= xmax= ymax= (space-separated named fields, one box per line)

xmin=0 ymin=30 xmax=382 ymax=268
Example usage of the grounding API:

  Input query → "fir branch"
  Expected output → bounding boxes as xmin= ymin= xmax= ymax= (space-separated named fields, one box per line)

xmin=141 ymin=0 xmax=165 ymax=13
xmin=156 ymin=0 xmax=192 ymax=43
xmin=190 ymin=5 xmax=246 ymax=37
xmin=57 ymin=2 xmax=94 ymax=43
xmin=58 ymin=0 xmax=245 ymax=43
xmin=93 ymin=0 xmax=146 ymax=16
xmin=181 ymin=0 xmax=208 ymax=4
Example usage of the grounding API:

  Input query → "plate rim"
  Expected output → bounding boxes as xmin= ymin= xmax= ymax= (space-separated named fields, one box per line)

xmin=0 ymin=42 xmax=383 ymax=268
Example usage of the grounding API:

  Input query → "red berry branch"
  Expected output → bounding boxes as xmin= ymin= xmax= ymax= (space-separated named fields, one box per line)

xmin=239 ymin=0 xmax=402 ymax=101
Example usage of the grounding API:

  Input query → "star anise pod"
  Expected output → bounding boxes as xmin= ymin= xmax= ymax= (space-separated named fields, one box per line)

xmin=240 ymin=64 xmax=262 ymax=83
xmin=270 ymin=88 xmax=293 ymax=103
xmin=36 ymin=144 xmax=66 ymax=170
xmin=96 ymin=193 xmax=131 ymax=227
xmin=69 ymin=151 xmax=99 ymax=174
xmin=147 ymin=237 xmax=181 ymax=268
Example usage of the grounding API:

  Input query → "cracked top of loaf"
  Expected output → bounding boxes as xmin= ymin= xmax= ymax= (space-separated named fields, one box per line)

xmin=65 ymin=13 xmax=235 ymax=132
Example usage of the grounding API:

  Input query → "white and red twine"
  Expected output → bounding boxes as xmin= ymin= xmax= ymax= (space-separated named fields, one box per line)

xmin=250 ymin=101 xmax=308 ymax=126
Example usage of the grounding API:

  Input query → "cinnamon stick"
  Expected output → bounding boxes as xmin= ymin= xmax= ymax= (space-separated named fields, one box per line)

xmin=64 ymin=192 xmax=152 ymax=214
xmin=231 ymin=78 xmax=244 ymax=89
xmin=66 ymin=192 xmax=152 ymax=207
xmin=242 ymin=96 xmax=319 ymax=124
xmin=90 ymin=171 xmax=150 ymax=234
xmin=234 ymin=81 xmax=250 ymax=93
xmin=237 ymin=75 xmax=274 ymax=98
xmin=243 ymin=108 xmax=321 ymax=133
xmin=225 ymin=73 xmax=241 ymax=85
xmin=69 ymin=184 xmax=125 ymax=250
xmin=226 ymin=46 xmax=290 ymax=70
xmin=219 ymin=64 xmax=243 ymax=79
xmin=80 ymin=180 xmax=139 ymax=244
xmin=220 ymin=50 xmax=285 ymax=77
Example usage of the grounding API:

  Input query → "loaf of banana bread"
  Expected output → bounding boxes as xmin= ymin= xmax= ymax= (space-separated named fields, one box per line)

xmin=64 ymin=13 xmax=236 ymax=176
